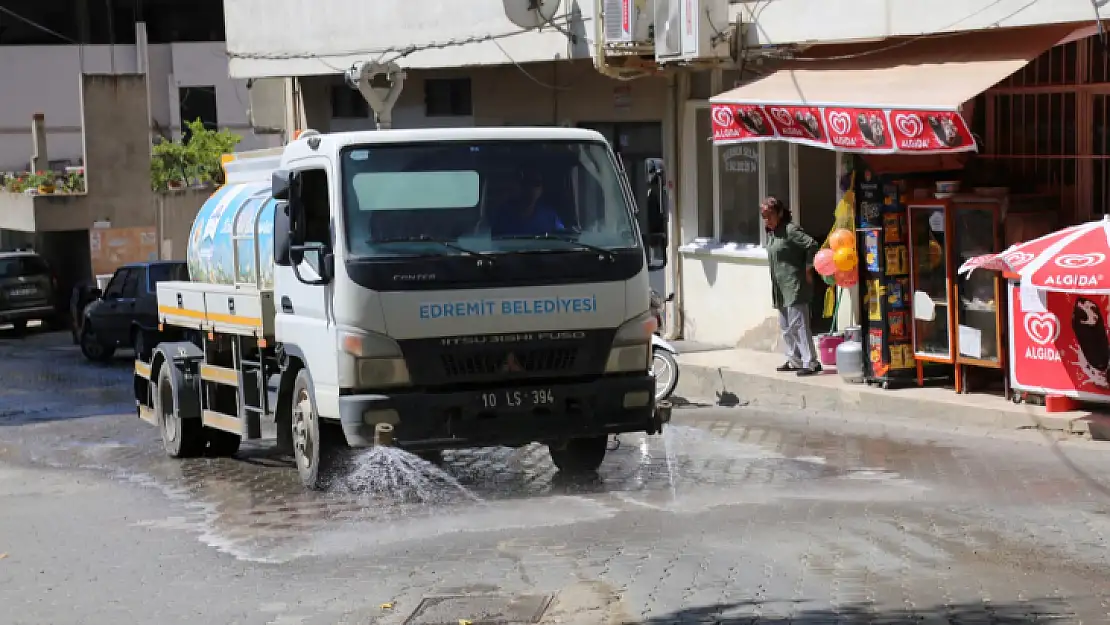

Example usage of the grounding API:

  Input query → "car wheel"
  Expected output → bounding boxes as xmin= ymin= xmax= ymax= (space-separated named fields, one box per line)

xmin=79 ymin=325 xmax=115 ymax=363
xmin=9 ymin=320 xmax=27 ymax=334
xmin=548 ymin=436 xmax=609 ymax=474
xmin=290 ymin=368 xmax=343 ymax=490
xmin=156 ymin=365 xmax=203 ymax=458
xmin=131 ymin=327 xmax=151 ymax=360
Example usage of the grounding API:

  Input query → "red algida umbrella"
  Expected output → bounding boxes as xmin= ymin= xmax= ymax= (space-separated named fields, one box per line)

xmin=959 ymin=216 xmax=1110 ymax=293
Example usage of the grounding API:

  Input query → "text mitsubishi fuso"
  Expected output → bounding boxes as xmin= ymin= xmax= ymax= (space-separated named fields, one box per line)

xmin=132 ymin=126 xmax=671 ymax=489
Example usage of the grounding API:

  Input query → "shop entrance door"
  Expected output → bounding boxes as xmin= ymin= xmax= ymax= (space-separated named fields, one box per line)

xmin=578 ymin=122 xmax=666 ymax=294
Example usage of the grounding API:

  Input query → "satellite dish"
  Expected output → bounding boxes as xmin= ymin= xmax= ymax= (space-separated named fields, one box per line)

xmin=503 ymin=0 xmax=561 ymax=29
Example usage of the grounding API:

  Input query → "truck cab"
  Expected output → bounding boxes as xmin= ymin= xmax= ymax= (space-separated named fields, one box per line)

xmin=137 ymin=126 xmax=669 ymax=490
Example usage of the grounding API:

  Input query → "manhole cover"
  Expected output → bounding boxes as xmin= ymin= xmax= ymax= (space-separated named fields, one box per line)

xmin=403 ymin=594 xmax=553 ymax=625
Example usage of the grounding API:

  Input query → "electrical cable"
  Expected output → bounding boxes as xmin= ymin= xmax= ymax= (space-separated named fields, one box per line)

xmin=227 ymin=15 xmax=585 ymax=62
xmin=0 ymin=4 xmax=78 ymax=44
xmin=788 ymin=0 xmax=1047 ymax=62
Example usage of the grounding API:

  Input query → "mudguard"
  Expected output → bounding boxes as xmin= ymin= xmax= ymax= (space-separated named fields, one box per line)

xmin=152 ymin=341 xmax=203 ymax=420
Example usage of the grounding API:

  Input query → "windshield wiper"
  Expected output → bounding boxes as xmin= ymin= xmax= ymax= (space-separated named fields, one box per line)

xmin=492 ymin=232 xmax=616 ymax=261
xmin=370 ymin=235 xmax=496 ymax=261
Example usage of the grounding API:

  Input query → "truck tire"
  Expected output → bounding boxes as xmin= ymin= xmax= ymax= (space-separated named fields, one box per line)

xmin=548 ymin=436 xmax=609 ymax=473
xmin=290 ymin=368 xmax=342 ymax=490
xmin=205 ymin=428 xmax=241 ymax=457
xmin=156 ymin=365 xmax=203 ymax=458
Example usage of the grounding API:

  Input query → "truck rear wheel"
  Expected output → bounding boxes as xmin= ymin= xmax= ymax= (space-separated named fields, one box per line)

xmin=290 ymin=368 xmax=342 ymax=490
xmin=205 ymin=429 xmax=241 ymax=457
xmin=548 ymin=436 xmax=609 ymax=473
xmin=156 ymin=365 xmax=203 ymax=458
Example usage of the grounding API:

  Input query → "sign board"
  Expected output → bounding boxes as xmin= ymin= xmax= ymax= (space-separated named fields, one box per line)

xmin=89 ymin=226 xmax=158 ymax=277
xmin=1008 ymin=282 xmax=1110 ymax=402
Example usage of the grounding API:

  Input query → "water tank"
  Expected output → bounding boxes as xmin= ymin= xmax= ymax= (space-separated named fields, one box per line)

xmin=186 ymin=181 xmax=277 ymax=289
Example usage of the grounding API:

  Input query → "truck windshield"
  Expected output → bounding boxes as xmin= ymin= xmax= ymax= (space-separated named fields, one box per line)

xmin=340 ymin=140 xmax=639 ymax=258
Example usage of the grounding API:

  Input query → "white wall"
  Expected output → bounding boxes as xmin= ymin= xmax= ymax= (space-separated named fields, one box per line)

xmin=224 ymin=0 xmax=592 ymax=78
xmin=731 ymin=0 xmax=1105 ymax=46
xmin=0 ymin=43 xmax=278 ymax=172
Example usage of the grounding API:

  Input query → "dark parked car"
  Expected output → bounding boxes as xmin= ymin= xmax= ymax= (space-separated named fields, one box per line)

xmin=79 ymin=261 xmax=188 ymax=362
xmin=0 ymin=250 xmax=60 ymax=333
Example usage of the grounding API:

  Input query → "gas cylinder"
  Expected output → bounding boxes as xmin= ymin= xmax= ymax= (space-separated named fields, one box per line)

xmin=836 ymin=325 xmax=865 ymax=384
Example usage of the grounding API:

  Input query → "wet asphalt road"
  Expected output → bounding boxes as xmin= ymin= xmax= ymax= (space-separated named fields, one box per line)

xmin=1 ymin=330 xmax=1110 ymax=625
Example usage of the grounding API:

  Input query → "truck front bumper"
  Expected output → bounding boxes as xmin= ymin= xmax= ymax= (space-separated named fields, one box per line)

xmin=337 ymin=375 xmax=669 ymax=450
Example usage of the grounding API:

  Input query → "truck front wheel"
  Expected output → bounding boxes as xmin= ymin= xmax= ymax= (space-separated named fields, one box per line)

xmin=290 ymin=368 xmax=342 ymax=490
xmin=548 ymin=436 xmax=609 ymax=474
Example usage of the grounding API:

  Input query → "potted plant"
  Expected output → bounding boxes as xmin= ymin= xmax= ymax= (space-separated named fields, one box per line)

xmin=64 ymin=170 xmax=86 ymax=193
xmin=26 ymin=171 xmax=55 ymax=194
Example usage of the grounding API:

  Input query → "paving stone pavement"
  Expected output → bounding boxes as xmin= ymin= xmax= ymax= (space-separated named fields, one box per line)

xmin=0 ymin=329 xmax=1109 ymax=624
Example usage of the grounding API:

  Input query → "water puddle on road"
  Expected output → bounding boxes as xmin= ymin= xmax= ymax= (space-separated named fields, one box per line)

xmin=14 ymin=422 xmax=925 ymax=563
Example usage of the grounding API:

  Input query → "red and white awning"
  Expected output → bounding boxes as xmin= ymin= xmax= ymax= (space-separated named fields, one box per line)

xmin=710 ymin=25 xmax=1079 ymax=154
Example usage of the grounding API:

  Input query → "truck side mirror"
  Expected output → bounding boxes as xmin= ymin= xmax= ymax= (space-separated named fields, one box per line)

xmin=272 ymin=169 xmax=292 ymax=200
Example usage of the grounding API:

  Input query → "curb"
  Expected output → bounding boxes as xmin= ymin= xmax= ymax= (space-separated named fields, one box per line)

xmin=673 ymin=360 xmax=1110 ymax=439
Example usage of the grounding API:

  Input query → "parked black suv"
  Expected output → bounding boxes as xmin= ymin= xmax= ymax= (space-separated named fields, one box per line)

xmin=0 ymin=250 xmax=60 ymax=332
xmin=79 ymin=261 xmax=187 ymax=362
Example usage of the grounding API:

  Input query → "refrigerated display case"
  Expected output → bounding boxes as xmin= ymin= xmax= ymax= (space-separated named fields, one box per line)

xmin=906 ymin=199 xmax=958 ymax=389
xmin=953 ymin=198 xmax=1006 ymax=393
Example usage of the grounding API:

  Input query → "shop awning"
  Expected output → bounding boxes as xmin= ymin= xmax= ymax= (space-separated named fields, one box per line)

xmin=709 ymin=25 xmax=1079 ymax=154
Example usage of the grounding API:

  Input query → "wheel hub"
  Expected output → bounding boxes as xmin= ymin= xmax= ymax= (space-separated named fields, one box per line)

xmin=292 ymin=391 xmax=314 ymax=470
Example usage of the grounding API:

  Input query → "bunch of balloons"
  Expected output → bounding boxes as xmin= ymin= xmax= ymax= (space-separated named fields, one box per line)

xmin=814 ymin=227 xmax=858 ymax=288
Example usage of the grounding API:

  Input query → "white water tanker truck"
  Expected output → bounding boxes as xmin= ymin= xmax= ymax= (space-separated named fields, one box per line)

xmin=132 ymin=126 xmax=671 ymax=489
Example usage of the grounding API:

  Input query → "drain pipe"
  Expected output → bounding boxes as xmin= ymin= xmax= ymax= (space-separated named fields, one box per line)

xmin=373 ymin=423 xmax=395 ymax=447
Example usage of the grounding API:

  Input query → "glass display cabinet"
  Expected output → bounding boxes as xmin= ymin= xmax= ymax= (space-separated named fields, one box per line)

xmin=953 ymin=198 xmax=1005 ymax=392
xmin=907 ymin=200 xmax=958 ymax=389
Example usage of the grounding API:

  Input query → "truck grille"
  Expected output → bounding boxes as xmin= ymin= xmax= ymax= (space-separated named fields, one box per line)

xmin=441 ymin=347 xmax=578 ymax=378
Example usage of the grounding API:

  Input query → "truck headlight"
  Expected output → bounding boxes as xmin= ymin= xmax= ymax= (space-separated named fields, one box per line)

xmin=339 ymin=330 xmax=411 ymax=388
xmin=357 ymin=357 xmax=411 ymax=388
xmin=605 ymin=311 xmax=656 ymax=373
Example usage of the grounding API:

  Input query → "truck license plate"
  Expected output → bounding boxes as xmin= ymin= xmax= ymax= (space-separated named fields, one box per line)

xmin=8 ymin=287 xmax=35 ymax=297
xmin=479 ymin=388 xmax=556 ymax=410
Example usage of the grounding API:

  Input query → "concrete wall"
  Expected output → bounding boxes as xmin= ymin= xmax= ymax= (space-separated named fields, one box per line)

xmin=156 ymin=188 xmax=209 ymax=261
xmin=224 ymin=0 xmax=591 ymax=78
xmin=0 ymin=43 xmax=278 ymax=171
xmin=731 ymin=0 xmax=1104 ymax=46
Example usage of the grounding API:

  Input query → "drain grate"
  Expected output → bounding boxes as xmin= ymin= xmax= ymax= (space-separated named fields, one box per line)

xmin=402 ymin=594 xmax=553 ymax=625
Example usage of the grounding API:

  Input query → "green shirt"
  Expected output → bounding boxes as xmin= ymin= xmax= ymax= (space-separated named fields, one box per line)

xmin=767 ymin=222 xmax=820 ymax=309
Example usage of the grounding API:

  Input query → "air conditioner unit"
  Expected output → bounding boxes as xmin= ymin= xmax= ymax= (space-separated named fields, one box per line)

xmin=602 ymin=0 xmax=653 ymax=45
xmin=654 ymin=0 xmax=730 ymax=63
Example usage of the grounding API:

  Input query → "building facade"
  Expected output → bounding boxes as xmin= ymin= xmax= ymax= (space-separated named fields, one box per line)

xmin=0 ymin=0 xmax=277 ymax=172
xmin=220 ymin=0 xmax=1109 ymax=351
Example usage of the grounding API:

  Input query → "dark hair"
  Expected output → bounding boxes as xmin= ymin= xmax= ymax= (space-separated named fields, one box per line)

xmin=764 ymin=195 xmax=792 ymax=224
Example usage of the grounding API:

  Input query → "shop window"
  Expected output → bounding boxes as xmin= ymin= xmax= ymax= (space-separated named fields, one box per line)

xmin=425 ymin=78 xmax=473 ymax=117
xmin=718 ymin=144 xmax=761 ymax=245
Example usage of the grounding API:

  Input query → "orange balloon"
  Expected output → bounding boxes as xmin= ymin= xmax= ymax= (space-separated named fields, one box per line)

xmin=833 ymin=246 xmax=858 ymax=272
xmin=829 ymin=228 xmax=856 ymax=251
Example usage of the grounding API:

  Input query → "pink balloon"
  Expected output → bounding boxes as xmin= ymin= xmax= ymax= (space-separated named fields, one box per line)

xmin=834 ymin=269 xmax=858 ymax=288
xmin=814 ymin=249 xmax=837 ymax=277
